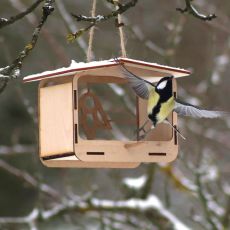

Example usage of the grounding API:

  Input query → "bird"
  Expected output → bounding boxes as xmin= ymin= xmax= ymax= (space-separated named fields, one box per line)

xmin=114 ymin=58 xmax=227 ymax=140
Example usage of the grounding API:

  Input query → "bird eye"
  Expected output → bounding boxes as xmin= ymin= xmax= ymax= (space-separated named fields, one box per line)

xmin=157 ymin=80 xmax=167 ymax=90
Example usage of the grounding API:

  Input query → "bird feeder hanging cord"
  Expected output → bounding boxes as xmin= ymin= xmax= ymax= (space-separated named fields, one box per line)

xmin=87 ymin=0 xmax=97 ymax=63
xmin=117 ymin=3 xmax=127 ymax=58
xmin=86 ymin=0 xmax=127 ymax=62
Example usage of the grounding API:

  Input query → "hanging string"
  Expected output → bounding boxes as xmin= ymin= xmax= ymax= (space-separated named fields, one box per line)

xmin=117 ymin=1 xmax=127 ymax=58
xmin=86 ymin=0 xmax=97 ymax=93
xmin=87 ymin=0 xmax=127 ymax=60
xmin=87 ymin=0 xmax=97 ymax=63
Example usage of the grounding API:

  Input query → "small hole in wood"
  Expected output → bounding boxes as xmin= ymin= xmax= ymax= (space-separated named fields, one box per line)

xmin=87 ymin=152 xmax=104 ymax=155
xmin=74 ymin=90 xmax=77 ymax=109
xmin=75 ymin=124 xmax=78 ymax=143
xmin=148 ymin=152 xmax=166 ymax=156
xmin=174 ymin=125 xmax=178 ymax=145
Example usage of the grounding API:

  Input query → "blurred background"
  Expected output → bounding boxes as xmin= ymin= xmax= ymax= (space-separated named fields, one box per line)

xmin=0 ymin=0 xmax=230 ymax=229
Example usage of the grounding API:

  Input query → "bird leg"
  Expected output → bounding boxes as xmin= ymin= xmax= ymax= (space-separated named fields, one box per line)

xmin=134 ymin=120 xmax=149 ymax=139
xmin=138 ymin=120 xmax=149 ymax=132
xmin=138 ymin=125 xmax=155 ymax=140
xmin=164 ymin=119 xmax=186 ymax=140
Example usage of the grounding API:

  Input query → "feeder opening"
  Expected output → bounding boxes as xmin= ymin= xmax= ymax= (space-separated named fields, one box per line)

xmin=77 ymin=75 xmax=174 ymax=142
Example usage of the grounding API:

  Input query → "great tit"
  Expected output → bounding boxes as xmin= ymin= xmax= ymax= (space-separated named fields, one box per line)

xmin=116 ymin=59 xmax=227 ymax=140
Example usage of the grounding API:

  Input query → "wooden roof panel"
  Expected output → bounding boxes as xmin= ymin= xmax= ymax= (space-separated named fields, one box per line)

xmin=23 ymin=57 xmax=191 ymax=83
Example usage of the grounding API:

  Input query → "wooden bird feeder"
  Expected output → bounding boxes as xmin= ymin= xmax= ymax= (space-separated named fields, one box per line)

xmin=23 ymin=58 xmax=190 ymax=168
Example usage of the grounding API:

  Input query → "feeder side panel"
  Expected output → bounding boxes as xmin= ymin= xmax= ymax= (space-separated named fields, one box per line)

xmin=39 ymin=82 xmax=74 ymax=157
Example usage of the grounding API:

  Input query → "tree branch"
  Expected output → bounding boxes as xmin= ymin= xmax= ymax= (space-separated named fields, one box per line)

xmin=221 ymin=195 xmax=230 ymax=228
xmin=0 ymin=159 xmax=60 ymax=200
xmin=176 ymin=0 xmax=217 ymax=21
xmin=0 ymin=0 xmax=45 ymax=29
xmin=195 ymin=172 xmax=219 ymax=230
xmin=0 ymin=195 xmax=190 ymax=230
xmin=72 ymin=0 xmax=137 ymax=23
xmin=67 ymin=0 xmax=138 ymax=42
xmin=56 ymin=0 xmax=88 ymax=54
xmin=140 ymin=165 xmax=155 ymax=199
xmin=0 ymin=0 xmax=54 ymax=94
xmin=0 ymin=144 xmax=35 ymax=155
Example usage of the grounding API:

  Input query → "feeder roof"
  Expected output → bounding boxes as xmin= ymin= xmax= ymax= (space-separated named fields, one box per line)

xmin=23 ymin=57 xmax=191 ymax=83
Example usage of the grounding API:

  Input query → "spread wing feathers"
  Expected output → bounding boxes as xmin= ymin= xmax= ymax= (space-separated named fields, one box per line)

xmin=124 ymin=70 xmax=150 ymax=99
xmin=114 ymin=58 xmax=154 ymax=100
xmin=174 ymin=99 xmax=227 ymax=118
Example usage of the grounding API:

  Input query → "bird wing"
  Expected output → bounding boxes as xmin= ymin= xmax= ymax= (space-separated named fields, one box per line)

xmin=114 ymin=58 xmax=154 ymax=100
xmin=174 ymin=99 xmax=227 ymax=118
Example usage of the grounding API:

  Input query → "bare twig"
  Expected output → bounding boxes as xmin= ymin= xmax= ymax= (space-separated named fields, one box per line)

xmin=222 ymin=195 xmax=230 ymax=228
xmin=9 ymin=0 xmax=69 ymax=65
xmin=67 ymin=0 xmax=138 ymax=42
xmin=0 ymin=159 xmax=60 ymax=199
xmin=0 ymin=144 xmax=35 ymax=155
xmin=140 ymin=165 xmax=155 ymax=199
xmin=176 ymin=0 xmax=217 ymax=21
xmin=56 ymin=0 xmax=88 ymax=54
xmin=0 ymin=0 xmax=54 ymax=94
xmin=195 ymin=172 xmax=219 ymax=230
xmin=71 ymin=0 xmax=138 ymax=23
xmin=0 ymin=0 xmax=44 ymax=29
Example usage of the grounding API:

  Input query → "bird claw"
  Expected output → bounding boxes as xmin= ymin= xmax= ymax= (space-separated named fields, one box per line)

xmin=133 ymin=127 xmax=146 ymax=139
xmin=134 ymin=127 xmax=145 ymax=135
xmin=138 ymin=134 xmax=146 ymax=140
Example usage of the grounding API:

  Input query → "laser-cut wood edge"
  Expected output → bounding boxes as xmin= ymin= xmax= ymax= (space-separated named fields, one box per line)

xmin=40 ymin=155 xmax=140 ymax=168
xmin=38 ymin=66 xmax=181 ymax=167
xmin=38 ymin=77 xmax=74 ymax=158
xmin=73 ymin=73 xmax=179 ymax=163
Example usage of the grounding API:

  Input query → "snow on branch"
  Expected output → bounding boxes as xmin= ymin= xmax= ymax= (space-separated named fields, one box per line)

xmin=0 ymin=195 xmax=190 ymax=230
xmin=67 ymin=0 xmax=138 ymax=42
xmin=72 ymin=0 xmax=138 ymax=23
xmin=176 ymin=0 xmax=217 ymax=21
xmin=123 ymin=175 xmax=147 ymax=190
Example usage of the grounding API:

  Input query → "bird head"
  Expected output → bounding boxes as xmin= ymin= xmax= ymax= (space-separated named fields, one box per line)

xmin=156 ymin=76 xmax=173 ymax=91
xmin=155 ymin=76 xmax=174 ymax=101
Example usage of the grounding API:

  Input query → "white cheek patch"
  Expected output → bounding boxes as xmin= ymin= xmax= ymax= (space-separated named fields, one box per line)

xmin=157 ymin=80 xmax=167 ymax=90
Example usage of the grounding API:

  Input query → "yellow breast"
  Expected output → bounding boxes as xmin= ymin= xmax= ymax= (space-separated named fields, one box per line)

xmin=147 ymin=89 xmax=159 ymax=114
xmin=157 ymin=96 xmax=175 ymax=123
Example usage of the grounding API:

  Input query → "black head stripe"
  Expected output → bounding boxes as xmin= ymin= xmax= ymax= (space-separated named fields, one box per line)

xmin=156 ymin=78 xmax=173 ymax=102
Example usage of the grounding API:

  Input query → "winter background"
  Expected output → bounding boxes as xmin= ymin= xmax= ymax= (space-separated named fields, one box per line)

xmin=0 ymin=0 xmax=230 ymax=229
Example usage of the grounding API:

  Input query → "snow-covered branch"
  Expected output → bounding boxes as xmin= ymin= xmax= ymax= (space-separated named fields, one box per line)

xmin=176 ymin=0 xmax=217 ymax=21
xmin=0 ymin=195 xmax=190 ymax=230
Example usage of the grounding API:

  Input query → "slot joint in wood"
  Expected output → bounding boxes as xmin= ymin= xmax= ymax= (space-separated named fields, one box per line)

xmin=74 ymin=90 xmax=77 ymax=109
xmin=148 ymin=152 xmax=166 ymax=156
xmin=75 ymin=124 xmax=78 ymax=143
xmin=42 ymin=152 xmax=75 ymax=160
xmin=174 ymin=125 xmax=178 ymax=145
xmin=87 ymin=152 xmax=104 ymax=155
xmin=173 ymin=91 xmax=177 ymax=98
